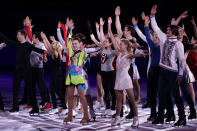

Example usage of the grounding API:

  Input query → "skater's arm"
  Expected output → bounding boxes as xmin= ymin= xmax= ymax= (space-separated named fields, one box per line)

xmin=41 ymin=32 xmax=54 ymax=55
xmin=96 ymin=22 xmax=101 ymax=41
xmin=144 ymin=16 xmax=156 ymax=49
xmin=108 ymin=16 xmax=120 ymax=51
xmin=100 ymin=17 xmax=105 ymax=43
xmin=115 ymin=6 xmax=123 ymax=38
xmin=57 ymin=21 xmax=66 ymax=46
xmin=150 ymin=5 xmax=166 ymax=44
xmin=132 ymin=16 xmax=147 ymax=43
xmin=0 ymin=32 xmax=19 ymax=46
xmin=171 ymin=11 xmax=188 ymax=26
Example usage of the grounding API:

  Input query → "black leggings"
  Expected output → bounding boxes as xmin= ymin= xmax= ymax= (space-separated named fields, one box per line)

xmin=101 ymin=71 xmax=116 ymax=110
xmin=29 ymin=68 xmax=49 ymax=109
xmin=147 ymin=66 xmax=160 ymax=116
xmin=50 ymin=67 xmax=66 ymax=109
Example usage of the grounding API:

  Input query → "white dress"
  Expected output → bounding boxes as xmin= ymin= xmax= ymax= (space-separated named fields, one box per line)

xmin=114 ymin=53 xmax=133 ymax=90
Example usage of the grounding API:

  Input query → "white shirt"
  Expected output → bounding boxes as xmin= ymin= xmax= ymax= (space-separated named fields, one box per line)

xmin=150 ymin=15 xmax=185 ymax=76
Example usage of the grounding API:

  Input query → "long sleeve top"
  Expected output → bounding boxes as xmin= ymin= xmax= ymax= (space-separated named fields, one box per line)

xmin=0 ymin=32 xmax=45 ymax=70
xmin=133 ymin=24 xmax=152 ymax=75
xmin=144 ymin=26 xmax=160 ymax=67
xmin=150 ymin=15 xmax=185 ymax=76
xmin=57 ymin=28 xmax=68 ymax=63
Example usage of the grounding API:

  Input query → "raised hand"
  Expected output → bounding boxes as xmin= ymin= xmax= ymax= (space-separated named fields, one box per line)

xmin=100 ymin=17 xmax=105 ymax=26
xmin=115 ymin=6 xmax=121 ymax=16
xmin=141 ymin=12 xmax=146 ymax=21
xmin=151 ymin=5 xmax=157 ymax=15
xmin=108 ymin=17 xmax=112 ymax=24
xmin=171 ymin=18 xmax=176 ymax=25
xmin=131 ymin=17 xmax=138 ymax=25
xmin=144 ymin=16 xmax=150 ymax=26
xmin=180 ymin=11 xmax=188 ymax=19
xmin=41 ymin=32 xmax=47 ymax=40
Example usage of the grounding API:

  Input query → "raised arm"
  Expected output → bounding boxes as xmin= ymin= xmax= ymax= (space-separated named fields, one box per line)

xmin=23 ymin=16 xmax=33 ymax=43
xmin=87 ymin=21 xmax=103 ymax=49
xmin=0 ymin=32 xmax=19 ymax=46
xmin=144 ymin=16 xmax=156 ymax=49
xmin=66 ymin=18 xmax=75 ymax=36
xmin=90 ymin=34 xmax=99 ymax=44
xmin=57 ymin=21 xmax=66 ymax=45
xmin=132 ymin=16 xmax=147 ymax=43
xmin=108 ymin=16 xmax=120 ymax=50
xmin=171 ymin=11 xmax=188 ymax=26
xmin=100 ymin=17 xmax=105 ymax=43
xmin=67 ymin=34 xmax=73 ymax=58
xmin=115 ymin=6 xmax=123 ymax=38
xmin=150 ymin=5 xmax=166 ymax=43
xmin=41 ymin=32 xmax=54 ymax=55
xmin=95 ymin=22 xmax=101 ymax=41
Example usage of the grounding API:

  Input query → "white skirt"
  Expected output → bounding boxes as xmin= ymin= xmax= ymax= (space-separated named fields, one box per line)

xmin=114 ymin=71 xmax=133 ymax=91
xmin=185 ymin=64 xmax=196 ymax=83
xmin=133 ymin=65 xmax=140 ymax=80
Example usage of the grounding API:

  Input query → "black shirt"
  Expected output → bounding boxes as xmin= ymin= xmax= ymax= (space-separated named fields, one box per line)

xmin=0 ymin=32 xmax=45 ymax=70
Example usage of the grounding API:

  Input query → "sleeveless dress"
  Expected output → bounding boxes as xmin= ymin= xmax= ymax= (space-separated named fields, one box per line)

xmin=114 ymin=53 xmax=133 ymax=90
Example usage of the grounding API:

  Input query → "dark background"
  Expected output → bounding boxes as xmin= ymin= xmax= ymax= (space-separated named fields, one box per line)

xmin=0 ymin=0 xmax=196 ymax=77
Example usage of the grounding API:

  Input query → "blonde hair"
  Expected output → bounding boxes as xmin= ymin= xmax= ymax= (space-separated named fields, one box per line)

xmin=121 ymin=38 xmax=133 ymax=53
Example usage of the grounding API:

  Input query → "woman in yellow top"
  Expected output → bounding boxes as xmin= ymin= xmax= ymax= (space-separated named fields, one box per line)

xmin=64 ymin=35 xmax=90 ymax=124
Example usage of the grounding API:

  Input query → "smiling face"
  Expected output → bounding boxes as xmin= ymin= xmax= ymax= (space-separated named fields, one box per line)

xmin=72 ymin=39 xmax=81 ymax=51
xmin=119 ymin=39 xmax=132 ymax=53
xmin=119 ymin=41 xmax=127 ymax=52
xmin=123 ymin=26 xmax=132 ymax=38
xmin=103 ymin=38 xmax=112 ymax=48
xmin=178 ymin=27 xmax=184 ymax=38
xmin=16 ymin=31 xmax=26 ymax=43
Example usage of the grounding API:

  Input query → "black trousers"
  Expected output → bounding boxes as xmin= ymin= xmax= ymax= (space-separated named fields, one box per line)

xmin=29 ymin=68 xmax=49 ymax=109
xmin=0 ymin=91 xmax=4 ymax=110
xmin=61 ymin=62 xmax=66 ymax=107
xmin=12 ymin=68 xmax=31 ymax=110
xmin=158 ymin=67 xmax=185 ymax=119
xmin=20 ymin=83 xmax=29 ymax=103
xmin=101 ymin=71 xmax=116 ymax=110
xmin=50 ymin=66 xmax=66 ymax=109
xmin=147 ymin=66 xmax=160 ymax=116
